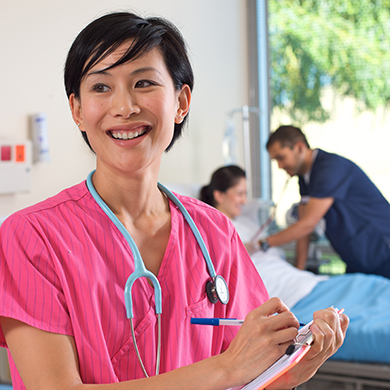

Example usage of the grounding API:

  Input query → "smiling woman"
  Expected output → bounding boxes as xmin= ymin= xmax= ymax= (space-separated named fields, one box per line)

xmin=0 ymin=11 xmax=348 ymax=390
xmin=200 ymin=165 xmax=247 ymax=219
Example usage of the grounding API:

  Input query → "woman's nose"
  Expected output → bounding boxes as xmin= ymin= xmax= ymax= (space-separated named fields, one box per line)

xmin=110 ymin=89 xmax=140 ymax=118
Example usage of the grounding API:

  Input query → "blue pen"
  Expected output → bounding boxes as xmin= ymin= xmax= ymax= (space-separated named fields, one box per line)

xmin=191 ymin=318 xmax=244 ymax=326
xmin=191 ymin=318 xmax=306 ymax=327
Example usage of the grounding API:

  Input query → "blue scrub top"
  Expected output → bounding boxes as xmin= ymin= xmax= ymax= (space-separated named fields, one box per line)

xmin=299 ymin=149 xmax=390 ymax=278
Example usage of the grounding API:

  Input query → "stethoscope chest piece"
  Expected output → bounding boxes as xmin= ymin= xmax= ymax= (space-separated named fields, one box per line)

xmin=206 ymin=275 xmax=229 ymax=305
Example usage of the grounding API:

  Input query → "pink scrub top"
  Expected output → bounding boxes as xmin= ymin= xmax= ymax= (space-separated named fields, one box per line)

xmin=0 ymin=181 xmax=269 ymax=388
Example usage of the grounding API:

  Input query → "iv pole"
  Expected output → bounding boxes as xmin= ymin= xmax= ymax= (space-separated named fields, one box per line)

xmin=223 ymin=105 xmax=260 ymax=200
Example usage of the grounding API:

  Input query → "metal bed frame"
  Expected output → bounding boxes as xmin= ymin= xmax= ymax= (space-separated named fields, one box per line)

xmin=299 ymin=360 xmax=390 ymax=389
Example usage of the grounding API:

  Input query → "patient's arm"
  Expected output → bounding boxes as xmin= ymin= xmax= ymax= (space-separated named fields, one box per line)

xmin=244 ymin=241 xmax=260 ymax=255
xmin=266 ymin=197 xmax=333 ymax=248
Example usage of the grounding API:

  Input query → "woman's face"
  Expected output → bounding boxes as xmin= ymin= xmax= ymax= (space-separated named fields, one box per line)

xmin=69 ymin=42 xmax=191 ymax=176
xmin=214 ymin=177 xmax=247 ymax=220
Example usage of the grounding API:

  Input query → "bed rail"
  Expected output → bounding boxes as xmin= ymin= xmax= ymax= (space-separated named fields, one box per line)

xmin=299 ymin=360 xmax=390 ymax=389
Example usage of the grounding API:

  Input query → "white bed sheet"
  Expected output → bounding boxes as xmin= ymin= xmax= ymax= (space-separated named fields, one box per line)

xmin=250 ymin=248 xmax=329 ymax=308
xmin=233 ymin=216 xmax=328 ymax=308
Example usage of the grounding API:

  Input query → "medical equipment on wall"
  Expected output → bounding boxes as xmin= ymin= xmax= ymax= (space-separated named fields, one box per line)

xmin=0 ymin=140 xmax=32 ymax=194
xmin=223 ymin=106 xmax=260 ymax=199
xmin=86 ymin=170 xmax=229 ymax=377
xmin=222 ymin=116 xmax=237 ymax=164
xmin=31 ymin=112 xmax=50 ymax=163
xmin=249 ymin=175 xmax=291 ymax=243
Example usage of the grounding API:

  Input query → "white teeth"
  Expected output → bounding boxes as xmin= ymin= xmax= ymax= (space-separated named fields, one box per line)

xmin=111 ymin=129 xmax=146 ymax=140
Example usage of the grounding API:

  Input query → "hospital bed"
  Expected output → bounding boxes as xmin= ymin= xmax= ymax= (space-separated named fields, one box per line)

xmin=293 ymin=272 xmax=390 ymax=389
xmin=300 ymin=360 xmax=390 ymax=389
xmin=249 ymin=246 xmax=390 ymax=390
xmin=231 ymin=197 xmax=390 ymax=390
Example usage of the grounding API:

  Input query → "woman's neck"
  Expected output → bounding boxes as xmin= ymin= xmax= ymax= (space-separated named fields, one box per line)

xmin=91 ymin=161 xmax=167 ymax=223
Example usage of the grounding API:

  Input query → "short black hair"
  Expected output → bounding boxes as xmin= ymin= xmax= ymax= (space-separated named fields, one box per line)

xmin=64 ymin=12 xmax=194 ymax=152
xmin=266 ymin=125 xmax=310 ymax=150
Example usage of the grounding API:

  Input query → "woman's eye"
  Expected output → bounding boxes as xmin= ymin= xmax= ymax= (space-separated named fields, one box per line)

xmin=92 ymin=83 xmax=110 ymax=93
xmin=135 ymin=80 xmax=154 ymax=88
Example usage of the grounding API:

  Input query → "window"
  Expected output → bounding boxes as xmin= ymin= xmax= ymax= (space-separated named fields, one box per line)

xmin=249 ymin=0 xmax=390 ymax=229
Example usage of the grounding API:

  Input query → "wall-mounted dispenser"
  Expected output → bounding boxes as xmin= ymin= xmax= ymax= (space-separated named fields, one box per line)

xmin=31 ymin=112 xmax=50 ymax=163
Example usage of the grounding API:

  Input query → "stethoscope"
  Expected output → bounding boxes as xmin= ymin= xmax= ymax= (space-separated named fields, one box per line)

xmin=86 ymin=170 xmax=229 ymax=377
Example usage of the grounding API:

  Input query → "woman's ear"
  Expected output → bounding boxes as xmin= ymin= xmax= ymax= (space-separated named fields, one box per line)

xmin=213 ymin=189 xmax=225 ymax=206
xmin=175 ymin=84 xmax=192 ymax=124
xmin=69 ymin=94 xmax=84 ymax=130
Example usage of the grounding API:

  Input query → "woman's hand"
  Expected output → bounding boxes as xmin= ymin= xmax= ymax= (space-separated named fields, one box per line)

xmin=220 ymin=297 xmax=300 ymax=387
xmin=267 ymin=307 xmax=349 ymax=389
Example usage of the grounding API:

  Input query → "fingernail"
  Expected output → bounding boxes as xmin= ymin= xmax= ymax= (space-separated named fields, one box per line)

xmin=311 ymin=323 xmax=319 ymax=333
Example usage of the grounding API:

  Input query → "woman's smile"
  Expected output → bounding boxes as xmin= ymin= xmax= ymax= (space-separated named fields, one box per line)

xmin=110 ymin=128 xmax=148 ymax=140
xmin=107 ymin=124 xmax=151 ymax=141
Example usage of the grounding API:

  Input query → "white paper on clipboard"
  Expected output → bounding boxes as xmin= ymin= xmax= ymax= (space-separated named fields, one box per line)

xmin=231 ymin=321 xmax=314 ymax=390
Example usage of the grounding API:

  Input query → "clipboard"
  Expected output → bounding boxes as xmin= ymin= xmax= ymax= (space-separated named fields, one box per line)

xmin=232 ymin=321 xmax=314 ymax=390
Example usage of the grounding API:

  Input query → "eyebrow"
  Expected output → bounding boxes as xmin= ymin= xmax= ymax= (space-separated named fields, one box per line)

xmin=85 ymin=66 xmax=162 ymax=79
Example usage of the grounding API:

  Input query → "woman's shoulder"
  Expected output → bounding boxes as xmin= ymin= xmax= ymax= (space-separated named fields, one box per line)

xmin=2 ymin=181 xmax=89 ymax=228
xmin=174 ymin=192 xmax=224 ymax=214
xmin=173 ymin=192 xmax=235 ymax=228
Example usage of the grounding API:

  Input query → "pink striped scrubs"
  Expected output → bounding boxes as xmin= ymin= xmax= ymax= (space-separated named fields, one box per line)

xmin=0 ymin=181 xmax=269 ymax=389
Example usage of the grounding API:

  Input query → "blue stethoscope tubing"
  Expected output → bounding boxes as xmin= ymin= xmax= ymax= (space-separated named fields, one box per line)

xmin=86 ymin=170 xmax=228 ymax=376
xmin=86 ymin=170 xmax=162 ymax=318
xmin=86 ymin=170 xmax=220 ymax=317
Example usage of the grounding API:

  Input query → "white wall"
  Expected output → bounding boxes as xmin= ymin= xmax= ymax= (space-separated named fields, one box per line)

xmin=0 ymin=0 xmax=249 ymax=216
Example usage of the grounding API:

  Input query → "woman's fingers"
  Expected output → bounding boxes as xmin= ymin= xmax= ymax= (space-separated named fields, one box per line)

xmin=258 ymin=296 xmax=292 ymax=316
xmin=339 ymin=313 xmax=349 ymax=334
xmin=244 ymin=297 xmax=300 ymax=342
xmin=308 ymin=308 xmax=347 ymax=358
xmin=268 ymin=308 xmax=350 ymax=389
xmin=247 ymin=297 xmax=299 ymax=327
xmin=222 ymin=298 xmax=301 ymax=385
xmin=309 ymin=307 xmax=349 ymax=362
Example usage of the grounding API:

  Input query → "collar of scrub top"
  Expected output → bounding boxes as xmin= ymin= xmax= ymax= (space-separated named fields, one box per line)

xmin=86 ymin=170 xmax=220 ymax=318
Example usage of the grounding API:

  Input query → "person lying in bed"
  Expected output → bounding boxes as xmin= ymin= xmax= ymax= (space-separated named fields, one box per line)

xmin=201 ymin=165 xmax=390 ymax=365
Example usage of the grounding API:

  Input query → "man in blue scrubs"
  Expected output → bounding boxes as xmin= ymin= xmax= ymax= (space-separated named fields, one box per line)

xmin=261 ymin=125 xmax=390 ymax=278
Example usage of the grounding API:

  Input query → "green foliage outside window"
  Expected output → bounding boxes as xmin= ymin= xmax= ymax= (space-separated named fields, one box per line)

xmin=269 ymin=0 xmax=390 ymax=123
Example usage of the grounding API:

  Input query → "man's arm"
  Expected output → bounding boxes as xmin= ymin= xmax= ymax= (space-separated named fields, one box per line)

xmin=265 ymin=197 xmax=334 ymax=249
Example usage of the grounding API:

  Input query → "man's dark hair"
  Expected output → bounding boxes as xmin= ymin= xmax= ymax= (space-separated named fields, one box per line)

xmin=266 ymin=125 xmax=310 ymax=150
